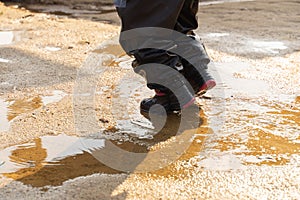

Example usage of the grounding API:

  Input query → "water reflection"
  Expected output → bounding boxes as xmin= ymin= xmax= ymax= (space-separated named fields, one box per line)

xmin=0 ymin=106 xmax=204 ymax=187
xmin=0 ymin=90 xmax=66 ymax=132
xmin=0 ymin=134 xmax=118 ymax=187
xmin=6 ymin=96 xmax=42 ymax=121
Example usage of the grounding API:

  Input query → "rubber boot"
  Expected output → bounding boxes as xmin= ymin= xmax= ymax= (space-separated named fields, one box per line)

xmin=181 ymin=57 xmax=216 ymax=96
xmin=140 ymin=88 xmax=195 ymax=117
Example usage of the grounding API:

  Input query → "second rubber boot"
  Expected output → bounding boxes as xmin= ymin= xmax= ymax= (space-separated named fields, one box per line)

xmin=181 ymin=58 xmax=216 ymax=96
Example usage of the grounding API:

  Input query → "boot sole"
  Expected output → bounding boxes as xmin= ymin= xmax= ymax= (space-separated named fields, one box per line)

xmin=196 ymin=80 xmax=216 ymax=97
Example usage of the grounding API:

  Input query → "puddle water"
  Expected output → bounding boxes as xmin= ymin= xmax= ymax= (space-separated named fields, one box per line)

xmin=104 ymin=55 xmax=133 ymax=69
xmin=0 ymin=31 xmax=14 ymax=45
xmin=93 ymin=44 xmax=156 ymax=138
xmin=211 ymin=61 xmax=272 ymax=98
xmin=0 ymin=107 xmax=207 ymax=187
xmin=0 ymin=96 xmax=43 ymax=132
xmin=203 ymin=61 xmax=300 ymax=167
xmin=214 ymin=128 xmax=300 ymax=166
xmin=94 ymin=44 xmax=133 ymax=69
xmin=0 ymin=111 xmax=200 ymax=186
xmin=95 ymin=44 xmax=299 ymax=173
xmin=6 ymin=96 xmax=43 ymax=121
xmin=0 ymin=90 xmax=67 ymax=132
xmin=0 ymin=134 xmax=124 ymax=187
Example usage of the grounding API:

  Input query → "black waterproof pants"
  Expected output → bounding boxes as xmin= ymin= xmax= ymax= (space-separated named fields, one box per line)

xmin=115 ymin=0 xmax=210 ymax=98
xmin=116 ymin=0 xmax=198 ymax=33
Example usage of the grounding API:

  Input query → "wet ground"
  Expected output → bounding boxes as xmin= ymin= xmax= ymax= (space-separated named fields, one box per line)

xmin=0 ymin=0 xmax=300 ymax=199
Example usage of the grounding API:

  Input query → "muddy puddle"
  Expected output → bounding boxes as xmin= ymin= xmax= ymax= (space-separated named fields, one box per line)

xmin=0 ymin=104 xmax=208 ymax=186
xmin=0 ymin=109 xmax=206 ymax=187
xmin=1 ymin=93 xmax=298 ymax=187
xmin=0 ymin=134 xmax=122 ymax=187
xmin=88 ymin=43 xmax=300 ymax=171
xmin=0 ymin=90 xmax=66 ymax=132
xmin=1 ymin=42 xmax=298 ymax=188
xmin=199 ymin=61 xmax=300 ymax=169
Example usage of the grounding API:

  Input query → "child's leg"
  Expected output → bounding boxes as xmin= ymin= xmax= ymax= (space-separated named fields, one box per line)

xmin=174 ymin=0 xmax=199 ymax=34
xmin=116 ymin=0 xmax=195 ymax=114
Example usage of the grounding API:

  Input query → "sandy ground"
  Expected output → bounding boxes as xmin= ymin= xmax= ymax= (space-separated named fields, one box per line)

xmin=0 ymin=0 xmax=300 ymax=199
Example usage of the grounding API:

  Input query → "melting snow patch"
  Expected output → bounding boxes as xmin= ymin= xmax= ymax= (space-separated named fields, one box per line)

xmin=198 ymin=153 xmax=245 ymax=170
xmin=292 ymin=140 xmax=300 ymax=144
xmin=113 ymin=55 xmax=133 ymax=69
xmin=206 ymin=33 xmax=229 ymax=37
xmin=242 ymin=155 xmax=263 ymax=163
xmin=0 ymin=58 xmax=11 ymax=63
xmin=249 ymin=40 xmax=287 ymax=54
xmin=0 ymin=31 xmax=14 ymax=45
xmin=45 ymin=46 xmax=62 ymax=52
xmin=0 ymin=98 xmax=10 ymax=132
xmin=42 ymin=90 xmax=67 ymax=105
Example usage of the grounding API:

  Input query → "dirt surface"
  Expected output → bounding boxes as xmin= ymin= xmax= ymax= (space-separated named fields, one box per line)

xmin=0 ymin=0 xmax=300 ymax=199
